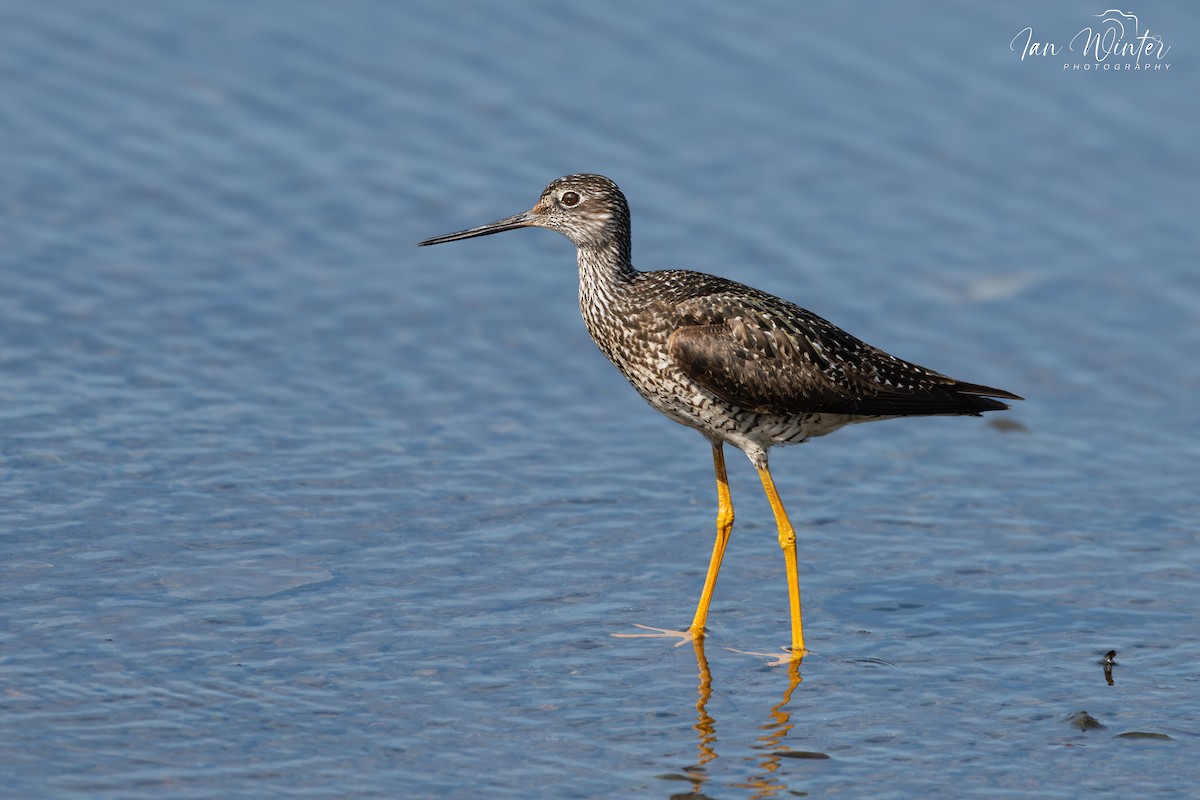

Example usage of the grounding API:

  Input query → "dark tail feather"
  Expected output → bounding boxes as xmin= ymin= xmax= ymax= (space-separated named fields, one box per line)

xmin=954 ymin=381 xmax=1023 ymax=414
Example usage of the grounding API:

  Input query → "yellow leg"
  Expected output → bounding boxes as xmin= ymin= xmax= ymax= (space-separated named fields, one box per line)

xmin=686 ymin=443 xmax=735 ymax=640
xmin=756 ymin=464 xmax=806 ymax=657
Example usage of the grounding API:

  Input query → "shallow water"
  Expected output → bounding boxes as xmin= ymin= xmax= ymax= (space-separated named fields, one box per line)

xmin=3 ymin=1 xmax=1198 ymax=798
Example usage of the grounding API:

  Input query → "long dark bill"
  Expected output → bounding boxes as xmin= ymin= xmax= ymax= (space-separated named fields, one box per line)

xmin=418 ymin=211 xmax=538 ymax=246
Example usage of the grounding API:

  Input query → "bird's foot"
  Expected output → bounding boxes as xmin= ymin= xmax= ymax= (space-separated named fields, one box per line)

xmin=727 ymin=646 xmax=807 ymax=667
xmin=611 ymin=623 xmax=701 ymax=648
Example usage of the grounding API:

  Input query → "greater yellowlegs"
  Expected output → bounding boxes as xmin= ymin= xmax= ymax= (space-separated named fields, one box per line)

xmin=420 ymin=174 xmax=1020 ymax=659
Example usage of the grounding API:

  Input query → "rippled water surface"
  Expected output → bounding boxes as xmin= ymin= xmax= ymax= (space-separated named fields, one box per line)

xmin=3 ymin=2 xmax=1198 ymax=798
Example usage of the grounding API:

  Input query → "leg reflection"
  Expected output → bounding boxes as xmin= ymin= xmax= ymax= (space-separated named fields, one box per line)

xmin=732 ymin=660 xmax=806 ymax=798
xmin=659 ymin=646 xmax=825 ymax=799
xmin=691 ymin=637 xmax=717 ymax=767
xmin=672 ymin=637 xmax=717 ymax=798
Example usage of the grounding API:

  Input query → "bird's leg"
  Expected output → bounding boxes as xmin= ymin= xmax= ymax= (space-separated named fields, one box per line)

xmin=612 ymin=443 xmax=734 ymax=648
xmin=756 ymin=463 xmax=806 ymax=658
xmin=687 ymin=442 xmax=735 ymax=640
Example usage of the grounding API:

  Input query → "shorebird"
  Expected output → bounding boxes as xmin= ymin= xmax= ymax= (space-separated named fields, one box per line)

xmin=420 ymin=174 xmax=1020 ymax=659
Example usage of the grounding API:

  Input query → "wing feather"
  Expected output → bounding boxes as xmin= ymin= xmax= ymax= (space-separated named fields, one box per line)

xmin=667 ymin=292 xmax=1020 ymax=416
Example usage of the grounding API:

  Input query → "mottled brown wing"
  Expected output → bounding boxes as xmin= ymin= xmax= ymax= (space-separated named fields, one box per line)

xmin=667 ymin=292 xmax=1019 ymax=416
xmin=668 ymin=320 xmax=857 ymax=414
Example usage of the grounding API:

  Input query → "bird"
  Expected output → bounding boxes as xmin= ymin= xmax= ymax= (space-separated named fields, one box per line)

xmin=419 ymin=174 xmax=1020 ymax=659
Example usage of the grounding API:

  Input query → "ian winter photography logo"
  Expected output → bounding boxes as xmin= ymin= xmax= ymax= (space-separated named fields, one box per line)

xmin=1010 ymin=9 xmax=1172 ymax=71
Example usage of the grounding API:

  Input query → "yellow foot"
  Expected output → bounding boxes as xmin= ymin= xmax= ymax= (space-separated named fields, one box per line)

xmin=727 ymin=647 xmax=807 ymax=667
xmin=611 ymin=624 xmax=702 ymax=648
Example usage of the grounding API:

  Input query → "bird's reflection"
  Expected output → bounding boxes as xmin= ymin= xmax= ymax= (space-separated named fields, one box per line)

xmin=667 ymin=639 xmax=808 ymax=799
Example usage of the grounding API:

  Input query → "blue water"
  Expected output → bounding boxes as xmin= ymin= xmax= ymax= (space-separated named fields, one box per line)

xmin=2 ymin=1 xmax=1198 ymax=797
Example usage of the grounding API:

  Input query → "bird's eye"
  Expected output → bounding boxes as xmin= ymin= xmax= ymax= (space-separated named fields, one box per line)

xmin=560 ymin=191 xmax=580 ymax=207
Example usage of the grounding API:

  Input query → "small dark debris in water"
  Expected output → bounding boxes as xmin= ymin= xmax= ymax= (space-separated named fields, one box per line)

xmin=1067 ymin=711 xmax=1106 ymax=731
xmin=775 ymin=749 xmax=831 ymax=759
xmin=988 ymin=417 xmax=1028 ymax=433
xmin=656 ymin=773 xmax=698 ymax=782
xmin=1101 ymin=650 xmax=1118 ymax=685
xmin=667 ymin=791 xmax=716 ymax=800
xmin=869 ymin=602 xmax=923 ymax=612
xmin=1117 ymin=732 xmax=1172 ymax=741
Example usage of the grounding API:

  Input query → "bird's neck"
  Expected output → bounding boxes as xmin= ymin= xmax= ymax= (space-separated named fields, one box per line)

xmin=577 ymin=242 xmax=636 ymax=318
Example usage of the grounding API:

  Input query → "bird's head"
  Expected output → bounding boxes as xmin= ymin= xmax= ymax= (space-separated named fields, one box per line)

xmin=419 ymin=174 xmax=629 ymax=251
